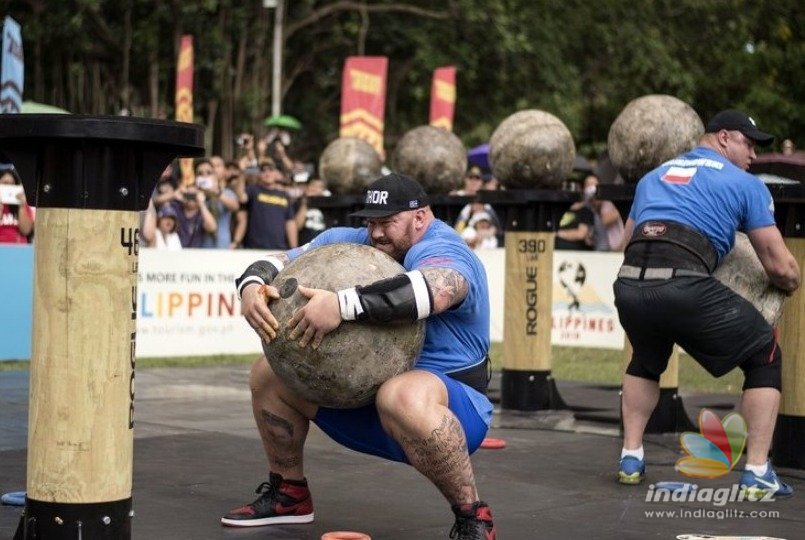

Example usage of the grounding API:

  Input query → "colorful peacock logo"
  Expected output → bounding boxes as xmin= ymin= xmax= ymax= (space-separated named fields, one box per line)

xmin=676 ymin=409 xmax=747 ymax=479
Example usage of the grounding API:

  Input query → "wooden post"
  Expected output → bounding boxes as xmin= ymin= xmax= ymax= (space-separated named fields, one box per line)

xmin=481 ymin=189 xmax=576 ymax=411
xmin=0 ymin=115 xmax=203 ymax=539
xmin=773 ymin=236 xmax=805 ymax=468
xmin=500 ymin=231 xmax=564 ymax=408
xmin=27 ymin=210 xmax=138 ymax=505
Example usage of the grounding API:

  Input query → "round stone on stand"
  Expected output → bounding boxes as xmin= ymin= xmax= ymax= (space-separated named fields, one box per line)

xmin=319 ymin=137 xmax=383 ymax=195
xmin=608 ymin=94 xmax=703 ymax=183
xmin=392 ymin=125 xmax=466 ymax=195
xmin=488 ymin=109 xmax=575 ymax=189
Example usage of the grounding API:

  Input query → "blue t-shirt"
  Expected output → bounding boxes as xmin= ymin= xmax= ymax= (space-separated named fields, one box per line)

xmin=244 ymin=185 xmax=295 ymax=250
xmin=286 ymin=219 xmax=493 ymax=423
xmin=629 ymin=146 xmax=776 ymax=263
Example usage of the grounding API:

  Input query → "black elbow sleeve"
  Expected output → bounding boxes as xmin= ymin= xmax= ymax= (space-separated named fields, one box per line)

xmin=337 ymin=270 xmax=432 ymax=323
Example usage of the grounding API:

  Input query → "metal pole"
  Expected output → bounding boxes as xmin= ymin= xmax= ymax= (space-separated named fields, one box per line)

xmin=271 ymin=0 xmax=284 ymax=117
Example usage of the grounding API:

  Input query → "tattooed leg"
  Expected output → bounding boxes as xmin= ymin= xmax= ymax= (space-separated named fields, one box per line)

xmin=376 ymin=370 xmax=478 ymax=505
xmin=249 ymin=355 xmax=318 ymax=479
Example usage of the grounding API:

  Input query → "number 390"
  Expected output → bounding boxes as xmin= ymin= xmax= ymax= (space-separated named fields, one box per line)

xmin=518 ymin=238 xmax=545 ymax=253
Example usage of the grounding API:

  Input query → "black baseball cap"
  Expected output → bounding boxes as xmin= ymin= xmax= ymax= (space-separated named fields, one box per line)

xmin=350 ymin=173 xmax=430 ymax=219
xmin=705 ymin=109 xmax=774 ymax=147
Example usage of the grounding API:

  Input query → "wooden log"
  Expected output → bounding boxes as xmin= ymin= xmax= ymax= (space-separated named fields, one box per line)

xmin=27 ymin=208 xmax=138 ymax=504
xmin=778 ymin=237 xmax=805 ymax=417
xmin=502 ymin=232 xmax=554 ymax=371
xmin=499 ymin=231 xmax=566 ymax=410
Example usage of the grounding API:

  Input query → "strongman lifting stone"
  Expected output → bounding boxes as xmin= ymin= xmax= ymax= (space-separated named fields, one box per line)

xmin=262 ymin=243 xmax=426 ymax=408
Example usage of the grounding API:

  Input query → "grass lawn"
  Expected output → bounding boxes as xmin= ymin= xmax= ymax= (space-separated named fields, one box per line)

xmin=489 ymin=343 xmax=743 ymax=395
xmin=1 ymin=344 xmax=742 ymax=395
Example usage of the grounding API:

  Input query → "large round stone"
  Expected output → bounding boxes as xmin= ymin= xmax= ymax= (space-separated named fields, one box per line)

xmin=318 ymin=137 xmax=383 ymax=195
xmin=263 ymin=243 xmax=426 ymax=408
xmin=608 ymin=95 xmax=703 ymax=183
xmin=714 ymin=232 xmax=786 ymax=325
xmin=392 ymin=125 xmax=466 ymax=194
xmin=488 ymin=109 xmax=575 ymax=189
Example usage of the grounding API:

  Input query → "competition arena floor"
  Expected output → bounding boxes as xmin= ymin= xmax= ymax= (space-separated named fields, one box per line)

xmin=2 ymin=366 xmax=803 ymax=539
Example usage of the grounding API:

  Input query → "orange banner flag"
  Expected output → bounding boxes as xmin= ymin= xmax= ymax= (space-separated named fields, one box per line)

xmin=175 ymin=35 xmax=195 ymax=185
xmin=339 ymin=56 xmax=388 ymax=158
xmin=429 ymin=66 xmax=456 ymax=131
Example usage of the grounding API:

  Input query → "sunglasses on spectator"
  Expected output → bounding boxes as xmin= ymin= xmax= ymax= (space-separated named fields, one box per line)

xmin=468 ymin=174 xmax=482 ymax=180
xmin=260 ymin=164 xmax=277 ymax=172
xmin=196 ymin=168 xmax=214 ymax=175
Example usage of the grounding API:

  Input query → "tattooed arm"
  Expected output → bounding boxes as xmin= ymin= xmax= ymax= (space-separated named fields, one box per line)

xmin=419 ymin=267 xmax=469 ymax=314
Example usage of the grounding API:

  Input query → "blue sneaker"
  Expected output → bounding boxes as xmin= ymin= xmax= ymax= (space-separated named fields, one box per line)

xmin=739 ymin=463 xmax=794 ymax=499
xmin=618 ymin=455 xmax=645 ymax=485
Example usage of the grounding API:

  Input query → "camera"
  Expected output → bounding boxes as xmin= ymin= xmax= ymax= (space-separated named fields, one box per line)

xmin=0 ymin=184 xmax=23 ymax=205
xmin=195 ymin=175 xmax=215 ymax=190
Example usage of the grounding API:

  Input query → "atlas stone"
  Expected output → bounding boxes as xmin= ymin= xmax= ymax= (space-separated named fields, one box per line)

xmin=262 ymin=243 xmax=426 ymax=408
xmin=608 ymin=94 xmax=703 ymax=183
xmin=488 ymin=110 xmax=575 ymax=189
xmin=714 ymin=232 xmax=786 ymax=325
xmin=318 ymin=137 xmax=383 ymax=195
xmin=392 ymin=125 xmax=466 ymax=194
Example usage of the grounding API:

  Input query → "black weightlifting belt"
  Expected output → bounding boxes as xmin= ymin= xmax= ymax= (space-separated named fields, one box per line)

xmin=446 ymin=356 xmax=491 ymax=394
xmin=620 ymin=220 xmax=717 ymax=279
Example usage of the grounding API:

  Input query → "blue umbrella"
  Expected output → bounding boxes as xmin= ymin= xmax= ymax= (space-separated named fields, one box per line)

xmin=467 ymin=143 xmax=490 ymax=170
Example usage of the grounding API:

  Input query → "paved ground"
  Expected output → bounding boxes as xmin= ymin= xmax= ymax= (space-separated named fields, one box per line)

xmin=1 ymin=365 xmax=802 ymax=539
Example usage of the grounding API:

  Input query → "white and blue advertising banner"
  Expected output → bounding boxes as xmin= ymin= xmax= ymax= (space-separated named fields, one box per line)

xmin=0 ymin=247 xmax=627 ymax=360
xmin=474 ymin=249 xmax=625 ymax=350
xmin=135 ymin=249 xmax=264 ymax=357
xmin=0 ymin=245 xmax=33 ymax=359
xmin=0 ymin=16 xmax=23 ymax=113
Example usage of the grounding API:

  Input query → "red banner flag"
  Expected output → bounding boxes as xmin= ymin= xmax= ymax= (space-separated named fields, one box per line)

xmin=339 ymin=56 xmax=388 ymax=158
xmin=429 ymin=66 xmax=456 ymax=132
xmin=175 ymin=35 xmax=195 ymax=185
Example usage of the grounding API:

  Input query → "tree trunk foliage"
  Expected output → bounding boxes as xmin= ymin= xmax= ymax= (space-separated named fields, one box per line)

xmin=0 ymin=0 xmax=800 ymax=163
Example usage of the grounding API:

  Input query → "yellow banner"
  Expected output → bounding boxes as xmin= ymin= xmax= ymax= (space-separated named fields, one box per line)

xmin=175 ymin=35 xmax=195 ymax=186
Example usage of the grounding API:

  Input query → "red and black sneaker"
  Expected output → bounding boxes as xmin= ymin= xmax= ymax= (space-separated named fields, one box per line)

xmin=221 ymin=472 xmax=314 ymax=527
xmin=449 ymin=501 xmax=496 ymax=539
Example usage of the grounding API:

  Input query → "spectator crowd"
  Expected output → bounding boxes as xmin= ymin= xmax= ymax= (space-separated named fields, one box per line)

xmin=0 ymin=127 xmax=634 ymax=253
xmin=137 ymin=134 xmax=629 ymax=253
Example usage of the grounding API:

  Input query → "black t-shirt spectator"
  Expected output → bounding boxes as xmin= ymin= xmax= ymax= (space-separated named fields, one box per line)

xmin=555 ymin=206 xmax=595 ymax=250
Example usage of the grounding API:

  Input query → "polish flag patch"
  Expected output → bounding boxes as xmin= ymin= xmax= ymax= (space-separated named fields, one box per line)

xmin=662 ymin=166 xmax=696 ymax=184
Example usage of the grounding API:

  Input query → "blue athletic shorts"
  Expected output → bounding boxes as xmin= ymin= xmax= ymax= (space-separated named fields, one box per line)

xmin=313 ymin=369 xmax=490 ymax=463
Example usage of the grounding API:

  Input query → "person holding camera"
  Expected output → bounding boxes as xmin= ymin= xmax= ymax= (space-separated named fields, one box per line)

xmin=141 ymin=200 xmax=182 ymax=250
xmin=0 ymin=166 xmax=34 ymax=244
xmin=167 ymin=182 xmax=218 ymax=248
xmin=195 ymin=157 xmax=240 ymax=249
